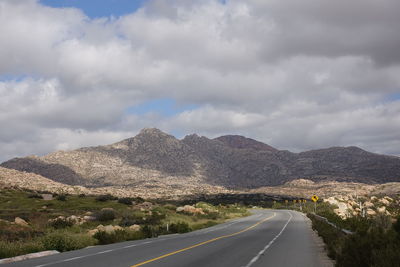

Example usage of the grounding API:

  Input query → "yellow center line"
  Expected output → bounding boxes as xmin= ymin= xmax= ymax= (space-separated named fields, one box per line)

xmin=130 ymin=212 xmax=276 ymax=267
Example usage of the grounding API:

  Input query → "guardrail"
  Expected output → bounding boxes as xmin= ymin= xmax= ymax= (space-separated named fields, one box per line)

xmin=310 ymin=213 xmax=354 ymax=235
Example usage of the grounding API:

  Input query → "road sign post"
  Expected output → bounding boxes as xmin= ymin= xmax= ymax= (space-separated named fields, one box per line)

xmin=311 ymin=195 xmax=319 ymax=213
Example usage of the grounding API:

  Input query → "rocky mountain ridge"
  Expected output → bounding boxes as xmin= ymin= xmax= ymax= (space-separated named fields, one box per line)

xmin=2 ymin=128 xmax=400 ymax=190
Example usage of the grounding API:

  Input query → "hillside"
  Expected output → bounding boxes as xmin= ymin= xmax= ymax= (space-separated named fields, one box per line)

xmin=1 ymin=128 xmax=400 ymax=190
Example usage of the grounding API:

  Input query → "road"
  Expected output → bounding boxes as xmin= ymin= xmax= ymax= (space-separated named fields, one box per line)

xmin=4 ymin=210 xmax=328 ymax=267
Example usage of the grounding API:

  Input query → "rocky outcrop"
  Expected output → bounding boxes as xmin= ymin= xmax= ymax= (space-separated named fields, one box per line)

xmin=176 ymin=205 xmax=205 ymax=215
xmin=323 ymin=195 xmax=397 ymax=218
xmin=14 ymin=217 xmax=29 ymax=227
xmin=214 ymin=135 xmax=278 ymax=152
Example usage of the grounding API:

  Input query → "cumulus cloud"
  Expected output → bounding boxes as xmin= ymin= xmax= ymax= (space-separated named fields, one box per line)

xmin=0 ymin=0 xmax=400 ymax=161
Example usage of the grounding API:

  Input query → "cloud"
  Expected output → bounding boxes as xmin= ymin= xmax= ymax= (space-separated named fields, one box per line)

xmin=0 ymin=0 xmax=400 ymax=162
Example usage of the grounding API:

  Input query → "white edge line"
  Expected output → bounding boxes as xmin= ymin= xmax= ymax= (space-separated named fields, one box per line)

xmin=244 ymin=211 xmax=293 ymax=267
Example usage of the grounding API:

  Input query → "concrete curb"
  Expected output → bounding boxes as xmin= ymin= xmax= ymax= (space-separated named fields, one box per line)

xmin=0 ymin=250 xmax=59 ymax=264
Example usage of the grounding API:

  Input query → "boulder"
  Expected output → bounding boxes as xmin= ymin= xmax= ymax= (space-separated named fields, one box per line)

xmin=128 ymin=224 xmax=140 ymax=232
xmin=377 ymin=206 xmax=386 ymax=213
xmin=379 ymin=198 xmax=390 ymax=205
xmin=14 ymin=217 xmax=29 ymax=227
xmin=367 ymin=209 xmax=376 ymax=216
xmin=333 ymin=202 xmax=349 ymax=218
xmin=99 ymin=224 xmax=122 ymax=234
xmin=384 ymin=196 xmax=393 ymax=202
xmin=41 ymin=194 xmax=53 ymax=200
xmin=67 ymin=215 xmax=79 ymax=223
xmin=101 ymin=208 xmax=115 ymax=212
xmin=83 ymin=216 xmax=96 ymax=222
xmin=364 ymin=201 xmax=374 ymax=208
xmin=324 ymin=197 xmax=339 ymax=206
xmin=88 ymin=229 xmax=99 ymax=236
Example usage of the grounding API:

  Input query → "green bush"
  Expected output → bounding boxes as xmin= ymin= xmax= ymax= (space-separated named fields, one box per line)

xmin=0 ymin=240 xmax=44 ymax=259
xmin=309 ymin=213 xmax=400 ymax=267
xmin=393 ymin=216 xmax=400 ymax=236
xmin=169 ymin=222 xmax=191 ymax=234
xmin=41 ymin=232 xmax=94 ymax=252
xmin=0 ymin=224 xmax=43 ymax=242
xmin=95 ymin=194 xmax=118 ymax=202
xmin=141 ymin=225 xmax=161 ymax=238
xmin=48 ymin=218 xmax=73 ymax=229
xmin=192 ymin=221 xmax=218 ymax=230
xmin=308 ymin=214 xmax=344 ymax=259
xmin=56 ymin=195 xmax=67 ymax=201
xmin=118 ymin=198 xmax=133 ymax=205
xmin=93 ymin=230 xmax=127 ymax=245
xmin=163 ymin=204 xmax=177 ymax=211
xmin=119 ymin=211 xmax=147 ymax=226
xmin=132 ymin=197 xmax=145 ymax=204
xmin=146 ymin=212 xmax=166 ymax=225
xmin=337 ymin=228 xmax=400 ymax=267
xmin=95 ymin=209 xmax=116 ymax=222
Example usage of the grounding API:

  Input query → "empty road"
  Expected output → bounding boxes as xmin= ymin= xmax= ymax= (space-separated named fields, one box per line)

xmin=4 ymin=210 xmax=329 ymax=267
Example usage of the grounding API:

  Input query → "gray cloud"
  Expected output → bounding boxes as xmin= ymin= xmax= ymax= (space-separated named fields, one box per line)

xmin=0 ymin=0 xmax=400 ymax=162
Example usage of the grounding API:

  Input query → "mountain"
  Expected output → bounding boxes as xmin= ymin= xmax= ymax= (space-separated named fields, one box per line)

xmin=215 ymin=135 xmax=278 ymax=152
xmin=1 ymin=128 xmax=400 ymax=190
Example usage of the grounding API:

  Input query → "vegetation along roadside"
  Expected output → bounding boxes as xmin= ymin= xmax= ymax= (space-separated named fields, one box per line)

xmin=0 ymin=189 xmax=249 ymax=259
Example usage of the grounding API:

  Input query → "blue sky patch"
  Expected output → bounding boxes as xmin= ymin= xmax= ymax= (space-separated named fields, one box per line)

xmin=39 ymin=0 xmax=145 ymax=18
xmin=0 ymin=74 xmax=30 ymax=82
xmin=126 ymin=98 xmax=199 ymax=117
xmin=385 ymin=93 xmax=400 ymax=102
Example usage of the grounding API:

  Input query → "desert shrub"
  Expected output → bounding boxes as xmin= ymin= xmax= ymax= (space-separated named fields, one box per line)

xmin=146 ymin=212 xmax=166 ymax=225
xmin=336 ymin=226 xmax=400 ymax=267
xmin=56 ymin=195 xmax=67 ymax=201
xmin=78 ymin=194 xmax=86 ymax=198
xmin=141 ymin=225 xmax=159 ymax=238
xmin=41 ymin=232 xmax=94 ymax=252
xmin=192 ymin=221 xmax=218 ymax=231
xmin=119 ymin=211 xmax=147 ymax=226
xmin=133 ymin=197 xmax=145 ymax=204
xmin=163 ymin=204 xmax=177 ymax=210
xmin=0 ymin=223 xmax=43 ymax=241
xmin=95 ymin=194 xmax=117 ymax=202
xmin=95 ymin=209 xmax=116 ymax=222
xmin=125 ymin=230 xmax=144 ymax=241
xmin=198 ymin=212 xmax=219 ymax=220
xmin=48 ymin=218 xmax=73 ymax=229
xmin=308 ymin=214 xmax=345 ymax=259
xmin=393 ymin=216 xmax=400 ymax=236
xmin=93 ymin=230 xmax=127 ymax=245
xmin=0 ymin=240 xmax=44 ymax=259
xmin=195 ymin=202 xmax=217 ymax=213
xmin=342 ymin=215 xmax=372 ymax=233
xmin=118 ymin=198 xmax=133 ymax=205
xmin=169 ymin=222 xmax=191 ymax=234
xmin=119 ymin=216 xmax=142 ymax=227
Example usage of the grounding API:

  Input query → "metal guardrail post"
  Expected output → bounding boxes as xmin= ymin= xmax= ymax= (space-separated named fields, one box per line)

xmin=311 ymin=213 xmax=354 ymax=235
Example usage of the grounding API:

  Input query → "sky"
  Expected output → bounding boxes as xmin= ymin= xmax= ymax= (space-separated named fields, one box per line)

xmin=1 ymin=0 xmax=400 ymax=162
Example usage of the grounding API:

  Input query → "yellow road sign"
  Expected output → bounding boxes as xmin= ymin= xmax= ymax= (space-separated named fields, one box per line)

xmin=311 ymin=195 xmax=319 ymax=202
xmin=303 ymin=199 xmax=307 ymax=203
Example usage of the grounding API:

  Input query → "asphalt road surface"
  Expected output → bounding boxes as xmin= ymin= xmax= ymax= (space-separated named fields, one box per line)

xmin=4 ymin=210 xmax=328 ymax=267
